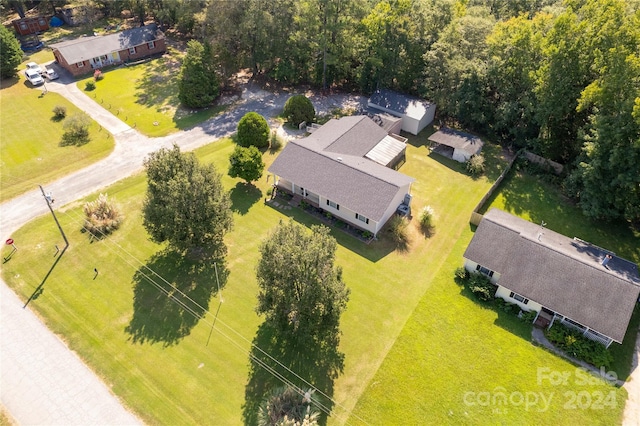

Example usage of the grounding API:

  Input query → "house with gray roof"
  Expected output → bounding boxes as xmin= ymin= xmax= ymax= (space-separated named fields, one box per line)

xmin=428 ymin=127 xmax=484 ymax=163
xmin=463 ymin=208 xmax=640 ymax=347
xmin=368 ymin=89 xmax=436 ymax=135
xmin=269 ymin=116 xmax=415 ymax=237
xmin=50 ymin=24 xmax=166 ymax=76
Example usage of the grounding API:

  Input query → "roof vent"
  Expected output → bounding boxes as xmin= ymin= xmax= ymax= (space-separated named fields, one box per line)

xmin=337 ymin=157 xmax=343 ymax=162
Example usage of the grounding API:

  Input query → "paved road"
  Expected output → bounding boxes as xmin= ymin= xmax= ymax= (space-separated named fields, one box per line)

xmin=0 ymin=74 xmax=365 ymax=424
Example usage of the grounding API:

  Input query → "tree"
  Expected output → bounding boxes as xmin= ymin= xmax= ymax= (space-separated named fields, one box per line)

xmin=178 ymin=40 xmax=220 ymax=108
xmin=142 ymin=144 xmax=233 ymax=254
xmin=237 ymin=112 xmax=270 ymax=148
xmin=256 ymin=221 xmax=349 ymax=346
xmin=61 ymin=113 xmax=91 ymax=145
xmin=83 ymin=193 xmax=124 ymax=237
xmin=228 ymin=145 xmax=265 ymax=183
xmin=283 ymin=95 xmax=315 ymax=127
xmin=0 ymin=24 xmax=23 ymax=79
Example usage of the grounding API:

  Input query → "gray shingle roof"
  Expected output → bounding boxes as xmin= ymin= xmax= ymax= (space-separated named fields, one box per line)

xmin=428 ymin=127 xmax=483 ymax=155
xmin=268 ymin=116 xmax=414 ymax=221
xmin=50 ymin=24 xmax=161 ymax=64
xmin=368 ymin=89 xmax=434 ymax=120
xmin=464 ymin=208 xmax=640 ymax=343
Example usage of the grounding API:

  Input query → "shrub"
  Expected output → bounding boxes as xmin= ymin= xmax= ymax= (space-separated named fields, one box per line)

xmin=84 ymin=80 xmax=96 ymax=91
xmin=419 ymin=205 xmax=435 ymax=233
xmin=519 ymin=310 xmax=537 ymax=323
xmin=83 ymin=193 xmax=123 ymax=237
xmin=466 ymin=272 xmax=495 ymax=301
xmin=454 ymin=266 xmax=469 ymax=282
xmin=388 ymin=215 xmax=409 ymax=250
xmin=467 ymin=153 xmax=485 ymax=176
xmin=545 ymin=323 xmax=613 ymax=368
xmin=52 ymin=105 xmax=67 ymax=119
xmin=61 ymin=112 xmax=91 ymax=146
xmin=283 ymin=95 xmax=315 ymax=127
xmin=237 ymin=112 xmax=270 ymax=148
xmin=93 ymin=69 xmax=103 ymax=81
xmin=269 ymin=130 xmax=284 ymax=152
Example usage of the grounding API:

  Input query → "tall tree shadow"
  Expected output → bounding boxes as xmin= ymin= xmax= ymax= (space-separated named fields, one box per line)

xmin=125 ymin=247 xmax=228 ymax=346
xmin=242 ymin=322 xmax=345 ymax=426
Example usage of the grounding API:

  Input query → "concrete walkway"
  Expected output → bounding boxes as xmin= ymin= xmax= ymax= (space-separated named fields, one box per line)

xmin=1 ymin=75 xmax=366 ymax=424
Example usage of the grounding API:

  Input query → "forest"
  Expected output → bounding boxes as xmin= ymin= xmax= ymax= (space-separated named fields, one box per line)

xmin=4 ymin=0 xmax=640 ymax=223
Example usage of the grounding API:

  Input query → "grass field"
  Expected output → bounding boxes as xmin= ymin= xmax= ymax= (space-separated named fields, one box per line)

xmin=76 ymin=48 xmax=228 ymax=137
xmin=1 ymin=135 xmax=637 ymax=425
xmin=0 ymin=57 xmax=114 ymax=202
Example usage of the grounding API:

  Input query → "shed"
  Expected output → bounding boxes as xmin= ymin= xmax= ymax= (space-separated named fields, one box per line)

xmin=368 ymin=89 xmax=436 ymax=135
xmin=12 ymin=16 xmax=49 ymax=35
xmin=428 ymin=128 xmax=484 ymax=163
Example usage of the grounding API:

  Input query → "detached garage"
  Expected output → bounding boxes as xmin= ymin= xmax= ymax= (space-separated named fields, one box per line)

xmin=368 ymin=89 xmax=436 ymax=135
xmin=428 ymin=127 xmax=484 ymax=163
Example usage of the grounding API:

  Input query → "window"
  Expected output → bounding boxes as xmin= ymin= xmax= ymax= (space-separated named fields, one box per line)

xmin=475 ymin=264 xmax=494 ymax=277
xmin=355 ymin=213 xmax=369 ymax=224
xmin=147 ymin=41 xmax=155 ymax=49
xmin=326 ymin=200 xmax=339 ymax=210
xmin=129 ymin=47 xmax=136 ymax=54
xmin=20 ymin=23 xmax=27 ymax=30
xmin=77 ymin=62 xmax=84 ymax=68
xmin=100 ymin=55 xmax=108 ymax=61
xmin=509 ymin=291 xmax=529 ymax=305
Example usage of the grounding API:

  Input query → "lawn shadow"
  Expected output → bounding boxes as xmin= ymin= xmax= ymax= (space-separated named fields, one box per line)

xmin=134 ymin=55 xmax=181 ymax=109
xmin=59 ymin=133 xmax=90 ymax=147
xmin=242 ymin=321 xmax=345 ymax=426
xmin=125 ymin=247 xmax=228 ymax=347
xmin=230 ymin=182 xmax=262 ymax=215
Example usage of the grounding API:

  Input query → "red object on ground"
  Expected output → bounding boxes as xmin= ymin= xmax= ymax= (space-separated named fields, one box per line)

xmin=6 ymin=238 xmax=14 ymax=245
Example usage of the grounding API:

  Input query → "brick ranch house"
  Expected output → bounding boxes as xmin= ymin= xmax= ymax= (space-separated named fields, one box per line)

xmin=464 ymin=208 xmax=640 ymax=348
xmin=269 ymin=115 xmax=415 ymax=237
xmin=50 ymin=24 xmax=166 ymax=77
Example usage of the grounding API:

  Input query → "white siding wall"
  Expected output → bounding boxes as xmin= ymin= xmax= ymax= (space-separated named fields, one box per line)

xmin=401 ymin=117 xmax=420 ymax=135
xmin=375 ymin=183 xmax=412 ymax=234
xmin=495 ymin=285 xmax=543 ymax=313
xmin=463 ymin=259 xmax=501 ymax=284
xmin=319 ymin=196 xmax=378 ymax=235
xmin=453 ymin=148 xmax=472 ymax=163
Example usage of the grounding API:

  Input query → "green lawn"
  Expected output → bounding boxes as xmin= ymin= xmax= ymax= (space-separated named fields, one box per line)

xmin=0 ymin=57 xmax=114 ymax=202
xmin=1 ymin=136 xmax=636 ymax=425
xmin=76 ymin=47 xmax=228 ymax=137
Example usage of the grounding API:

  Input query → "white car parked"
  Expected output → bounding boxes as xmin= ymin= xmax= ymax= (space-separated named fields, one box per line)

xmin=44 ymin=68 xmax=59 ymax=80
xmin=25 ymin=62 xmax=43 ymax=75
xmin=25 ymin=69 xmax=44 ymax=86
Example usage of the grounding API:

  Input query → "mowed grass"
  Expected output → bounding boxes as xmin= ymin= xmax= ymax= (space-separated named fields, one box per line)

xmin=76 ymin=47 xmax=227 ymax=137
xmin=350 ymin=163 xmax=638 ymax=425
xmin=2 ymin=135 xmax=635 ymax=425
xmin=0 ymin=56 xmax=114 ymax=202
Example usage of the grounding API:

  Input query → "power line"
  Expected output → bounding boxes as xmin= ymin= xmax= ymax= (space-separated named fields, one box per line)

xmin=58 ymin=208 xmax=369 ymax=424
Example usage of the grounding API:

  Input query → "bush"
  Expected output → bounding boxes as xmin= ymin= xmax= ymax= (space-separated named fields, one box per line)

xmin=387 ymin=215 xmax=409 ymax=250
xmin=454 ymin=266 xmax=469 ymax=282
xmin=85 ymin=80 xmax=96 ymax=91
xmin=467 ymin=154 xmax=485 ymax=176
xmin=61 ymin=112 xmax=91 ymax=145
xmin=419 ymin=205 xmax=435 ymax=233
xmin=52 ymin=105 xmax=67 ymax=120
xmin=466 ymin=272 xmax=496 ymax=301
xmin=283 ymin=95 xmax=315 ymax=127
xmin=545 ymin=323 xmax=613 ymax=368
xmin=237 ymin=112 xmax=270 ymax=148
xmin=93 ymin=69 xmax=103 ymax=81
xmin=269 ymin=130 xmax=284 ymax=152
xmin=519 ymin=310 xmax=537 ymax=323
xmin=83 ymin=193 xmax=123 ymax=237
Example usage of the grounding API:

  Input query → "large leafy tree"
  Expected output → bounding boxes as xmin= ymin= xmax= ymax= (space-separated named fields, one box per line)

xmin=228 ymin=145 xmax=265 ymax=183
xmin=142 ymin=144 xmax=233 ymax=254
xmin=0 ymin=24 xmax=23 ymax=79
xmin=178 ymin=40 xmax=220 ymax=108
xmin=237 ymin=112 xmax=270 ymax=148
xmin=256 ymin=221 xmax=349 ymax=346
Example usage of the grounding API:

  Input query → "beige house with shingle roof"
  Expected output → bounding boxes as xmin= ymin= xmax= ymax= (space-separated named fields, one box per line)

xmin=463 ymin=208 xmax=640 ymax=347
xmin=269 ymin=116 xmax=415 ymax=236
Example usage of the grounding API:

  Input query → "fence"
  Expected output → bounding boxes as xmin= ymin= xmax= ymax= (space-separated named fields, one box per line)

xmin=522 ymin=150 xmax=564 ymax=175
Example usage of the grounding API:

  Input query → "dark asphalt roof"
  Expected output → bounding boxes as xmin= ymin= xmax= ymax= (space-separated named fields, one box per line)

xmin=50 ymin=24 xmax=161 ymax=64
xmin=464 ymin=208 xmax=640 ymax=343
xmin=428 ymin=127 xmax=483 ymax=155
xmin=269 ymin=116 xmax=414 ymax=221
xmin=368 ymin=89 xmax=434 ymax=120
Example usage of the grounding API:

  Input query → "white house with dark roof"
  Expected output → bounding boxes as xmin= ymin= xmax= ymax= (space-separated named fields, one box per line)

xmin=368 ymin=89 xmax=436 ymax=135
xmin=50 ymin=24 xmax=166 ymax=76
xmin=428 ymin=127 xmax=484 ymax=163
xmin=269 ymin=116 xmax=415 ymax=237
xmin=463 ymin=208 xmax=640 ymax=347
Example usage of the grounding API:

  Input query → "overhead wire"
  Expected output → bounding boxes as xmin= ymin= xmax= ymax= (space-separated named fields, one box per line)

xmin=58 ymin=207 xmax=369 ymax=424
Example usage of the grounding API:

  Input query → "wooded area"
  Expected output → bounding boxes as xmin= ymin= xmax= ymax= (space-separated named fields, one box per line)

xmin=4 ymin=0 xmax=639 ymax=221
